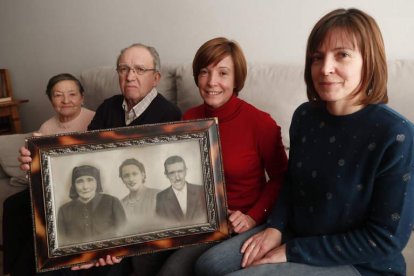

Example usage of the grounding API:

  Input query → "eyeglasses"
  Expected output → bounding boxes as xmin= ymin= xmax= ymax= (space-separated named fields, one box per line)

xmin=116 ymin=64 xmax=157 ymax=76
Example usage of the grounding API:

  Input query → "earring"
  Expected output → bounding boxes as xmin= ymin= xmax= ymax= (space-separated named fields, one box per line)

xmin=367 ymin=88 xmax=373 ymax=96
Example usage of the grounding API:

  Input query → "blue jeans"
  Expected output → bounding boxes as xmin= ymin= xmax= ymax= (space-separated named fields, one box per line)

xmin=195 ymin=225 xmax=360 ymax=276
xmin=225 ymin=263 xmax=360 ymax=276
xmin=195 ymin=225 xmax=265 ymax=276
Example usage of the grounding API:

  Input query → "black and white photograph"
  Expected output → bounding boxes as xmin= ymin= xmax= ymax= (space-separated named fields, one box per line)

xmin=26 ymin=119 xmax=229 ymax=271
xmin=50 ymin=139 xmax=207 ymax=246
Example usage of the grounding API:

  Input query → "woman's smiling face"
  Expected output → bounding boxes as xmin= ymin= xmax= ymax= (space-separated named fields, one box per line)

xmin=197 ymin=55 xmax=235 ymax=109
xmin=121 ymin=164 xmax=145 ymax=192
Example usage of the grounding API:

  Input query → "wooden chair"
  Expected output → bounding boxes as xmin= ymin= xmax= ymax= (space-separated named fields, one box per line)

xmin=0 ymin=69 xmax=28 ymax=134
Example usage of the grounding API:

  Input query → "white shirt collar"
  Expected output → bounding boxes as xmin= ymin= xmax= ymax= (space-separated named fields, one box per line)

xmin=122 ymin=88 xmax=157 ymax=125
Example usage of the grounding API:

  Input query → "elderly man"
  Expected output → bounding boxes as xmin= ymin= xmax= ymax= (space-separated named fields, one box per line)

xmin=88 ymin=43 xmax=181 ymax=130
xmin=5 ymin=43 xmax=181 ymax=275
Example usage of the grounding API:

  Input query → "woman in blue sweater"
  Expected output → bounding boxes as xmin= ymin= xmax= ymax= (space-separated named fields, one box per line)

xmin=195 ymin=8 xmax=414 ymax=276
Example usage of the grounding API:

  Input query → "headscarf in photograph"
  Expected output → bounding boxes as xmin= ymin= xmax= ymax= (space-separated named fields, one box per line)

xmin=69 ymin=165 xmax=103 ymax=199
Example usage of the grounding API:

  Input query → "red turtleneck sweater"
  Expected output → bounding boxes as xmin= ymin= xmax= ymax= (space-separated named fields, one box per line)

xmin=183 ymin=95 xmax=288 ymax=224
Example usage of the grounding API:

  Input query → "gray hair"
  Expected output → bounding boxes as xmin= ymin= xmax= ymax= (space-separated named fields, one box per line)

xmin=116 ymin=43 xmax=161 ymax=72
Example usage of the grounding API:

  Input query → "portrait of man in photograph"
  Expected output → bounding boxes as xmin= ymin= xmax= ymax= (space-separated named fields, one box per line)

xmin=156 ymin=155 xmax=207 ymax=225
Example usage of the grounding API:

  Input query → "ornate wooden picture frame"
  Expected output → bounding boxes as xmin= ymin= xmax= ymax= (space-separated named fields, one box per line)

xmin=27 ymin=118 xmax=229 ymax=272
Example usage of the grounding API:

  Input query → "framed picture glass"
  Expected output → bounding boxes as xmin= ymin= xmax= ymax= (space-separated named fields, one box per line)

xmin=27 ymin=118 xmax=229 ymax=272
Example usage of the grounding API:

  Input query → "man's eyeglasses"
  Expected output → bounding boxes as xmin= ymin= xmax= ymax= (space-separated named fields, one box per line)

xmin=116 ymin=64 xmax=157 ymax=76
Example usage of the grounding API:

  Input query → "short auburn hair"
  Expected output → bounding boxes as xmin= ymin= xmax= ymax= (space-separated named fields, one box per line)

xmin=192 ymin=37 xmax=247 ymax=95
xmin=304 ymin=8 xmax=388 ymax=105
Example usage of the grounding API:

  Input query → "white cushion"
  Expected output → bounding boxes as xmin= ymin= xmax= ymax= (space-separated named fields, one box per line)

xmin=80 ymin=66 xmax=119 ymax=111
xmin=0 ymin=133 xmax=29 ymax=179
xmin=239 ymin=64 xmax=307 ymax=148
xmin=175 ymin=63 xmax=203 ymax=113
xmin=387 ymin=59 xmax=414 ymax=122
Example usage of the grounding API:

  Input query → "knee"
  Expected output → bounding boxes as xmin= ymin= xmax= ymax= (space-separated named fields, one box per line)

xmin=194 ymin=250 xmax=220 ymax=276
xmin=194 ymin=254 xmax=210 ymax=276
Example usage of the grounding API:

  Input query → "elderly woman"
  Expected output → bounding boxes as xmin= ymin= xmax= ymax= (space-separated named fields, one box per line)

xmin=38 ymin=73 xmax=95 ymax=135
xmin=3 ymin=74 xmax=96 ymax=275
xmin=136 ymin=38 xmax=288 ymax=276
xmin=58 ymin=165 xmax=126 ymax=245
xmin=195 ymin=9 xmax=414 ymax=276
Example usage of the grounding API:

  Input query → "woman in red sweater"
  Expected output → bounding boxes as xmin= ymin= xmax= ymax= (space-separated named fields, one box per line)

xmin=156 ymin=37 xmax=288 ymax=275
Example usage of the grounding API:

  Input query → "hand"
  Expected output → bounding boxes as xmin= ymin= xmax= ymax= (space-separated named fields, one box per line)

xmin=18 ymin=146 xmax=32 ymax=171
xmin=18 ymin=132 xmax=42 ymax=171
xmin=228 ymin=210 xmax=256 ymax=234
xmin=71 ymin=255 xmax=122 ymax=270
xmin=249 ymin=244 xmax=287 ymax=267
xmin=241 ymin=227 xmax=282 ymax=267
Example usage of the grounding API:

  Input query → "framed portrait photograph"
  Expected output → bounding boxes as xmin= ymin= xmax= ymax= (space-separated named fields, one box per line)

xmin=27 ymin=118 xmax=229 ymax=272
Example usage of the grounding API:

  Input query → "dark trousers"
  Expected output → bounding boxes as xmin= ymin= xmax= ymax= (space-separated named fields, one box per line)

xmin=3 ymin=189 xmax=33 ymax=275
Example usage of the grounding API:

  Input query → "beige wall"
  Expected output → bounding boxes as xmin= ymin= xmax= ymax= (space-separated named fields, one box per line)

xmin=0 ymin=0 xmax=413 ymax=131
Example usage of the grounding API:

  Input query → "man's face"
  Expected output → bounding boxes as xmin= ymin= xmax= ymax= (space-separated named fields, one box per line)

xmin=118 ymin=46 xmax=160 ymax=109
xmin=165 ymin=162 xmax=187 ymax=191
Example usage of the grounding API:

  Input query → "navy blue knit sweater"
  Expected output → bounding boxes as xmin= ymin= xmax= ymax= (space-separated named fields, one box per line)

xmin=268 ymin=102 xmax=414 ymax=275
xmin=87 ymin=93 xmax=181 ymax=130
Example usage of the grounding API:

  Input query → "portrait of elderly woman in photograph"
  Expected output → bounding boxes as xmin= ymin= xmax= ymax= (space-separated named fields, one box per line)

xmin=57 ymin=165 xmax=127 ymax=246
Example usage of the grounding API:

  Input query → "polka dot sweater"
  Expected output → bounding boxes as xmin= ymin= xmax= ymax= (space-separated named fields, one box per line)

xmin=268 ymin=102 xmax=414 ymax=275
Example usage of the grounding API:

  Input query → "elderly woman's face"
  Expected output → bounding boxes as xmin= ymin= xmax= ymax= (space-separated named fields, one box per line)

xmin=51 ymin=80 xmax=84 ymax=121
xmin=75 ymin=175 xmax=97 ymax=202
xmin=121 ymin=164 xmax=145 ymax=192
xmin=197 ymin=55 xmax=235 ymax=109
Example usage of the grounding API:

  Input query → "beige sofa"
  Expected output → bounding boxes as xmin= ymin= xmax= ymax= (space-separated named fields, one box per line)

xmin=1 ymin=60 xmax=413 ymax=273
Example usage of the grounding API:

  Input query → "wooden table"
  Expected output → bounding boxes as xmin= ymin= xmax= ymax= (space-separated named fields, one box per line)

xmin=0 ymin=99 xmax=29 ymax=134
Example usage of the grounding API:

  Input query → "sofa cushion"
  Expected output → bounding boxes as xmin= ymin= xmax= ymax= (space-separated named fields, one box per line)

xmin=80 ymin=66 xmax=119 ymax=111
xmin=239 ymin=64 xmax=307 ymax=148
xmin=81 ymin=64 xmax=178 ymax=111
xmin=175 ymin=63 xmax=203 ymax=113
xmin=0 ymin=133 xmax=30 ymax=179
xmin=387 ymin=59 xmax=414 ymax=122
